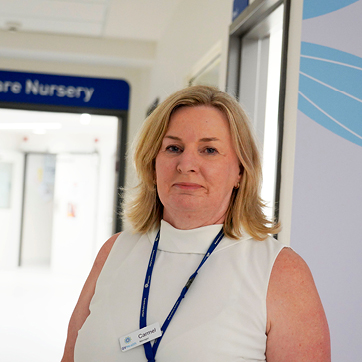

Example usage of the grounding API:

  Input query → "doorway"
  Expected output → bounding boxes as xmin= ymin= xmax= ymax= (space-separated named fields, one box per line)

xmin=0 ymin=109 xmax=120 ymax=271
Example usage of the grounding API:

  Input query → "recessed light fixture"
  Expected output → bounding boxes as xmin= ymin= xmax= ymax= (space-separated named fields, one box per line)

xmin=80 ymin=113 xmax=91 ymax=125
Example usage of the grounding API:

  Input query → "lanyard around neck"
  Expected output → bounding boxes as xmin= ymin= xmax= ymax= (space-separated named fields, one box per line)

xmin=140 ymin=227 xmax=224 ymax=362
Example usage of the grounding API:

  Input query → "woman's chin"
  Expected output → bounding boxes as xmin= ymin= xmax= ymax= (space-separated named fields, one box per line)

xmin=167 ymin=195 xmax=205 ymax=212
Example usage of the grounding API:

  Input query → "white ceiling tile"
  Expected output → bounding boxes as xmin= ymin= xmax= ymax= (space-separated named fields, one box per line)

xmin=0 ymin=0 xmax=106 ymax=21
xmin=104 ymin=0 xmax=183 ymax=40
xmin=0 ymin=0 xmax=182 ymax=40
xmin=0 ymin=17 xmax=103 ymax=36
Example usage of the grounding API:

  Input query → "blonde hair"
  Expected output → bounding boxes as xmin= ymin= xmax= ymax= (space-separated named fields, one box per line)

xmin=124 ymin=85 xmax=280 ymax=240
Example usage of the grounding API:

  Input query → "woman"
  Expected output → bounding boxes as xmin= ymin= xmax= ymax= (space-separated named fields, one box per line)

xmin=61 ymin=86 xmax=330 ymax=362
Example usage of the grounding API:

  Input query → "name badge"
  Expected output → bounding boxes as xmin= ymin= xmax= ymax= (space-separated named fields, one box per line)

xmin=119 ymin=322 xmax=162 ymax=352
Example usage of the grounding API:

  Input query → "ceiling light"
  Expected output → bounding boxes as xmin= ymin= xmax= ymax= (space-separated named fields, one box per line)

xmin=80 ymin=113 xmax=91 ymax=125
xmin=0 ymin=122 xmax=62 ymax=130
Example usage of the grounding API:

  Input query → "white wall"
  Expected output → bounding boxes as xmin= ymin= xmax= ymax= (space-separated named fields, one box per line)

xmin=148 ymin=0 xmax=234 ymax=103
xmin=289 ymin=1 xmax=362 ymax=360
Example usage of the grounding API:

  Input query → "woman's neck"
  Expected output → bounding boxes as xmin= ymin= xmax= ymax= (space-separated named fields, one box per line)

xmin=162 ymin=209 xmax=225 ymax=230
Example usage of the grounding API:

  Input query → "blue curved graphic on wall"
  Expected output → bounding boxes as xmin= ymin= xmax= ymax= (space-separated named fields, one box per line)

xmin=298 ymin=42 xmax=362 ymax=147
xmin=302 ymin=0 xmax=359 ymax=19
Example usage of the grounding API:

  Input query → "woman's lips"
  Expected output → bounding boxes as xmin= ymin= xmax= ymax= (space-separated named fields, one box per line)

xmin=173 ymin=182 xmax=203 ymax=190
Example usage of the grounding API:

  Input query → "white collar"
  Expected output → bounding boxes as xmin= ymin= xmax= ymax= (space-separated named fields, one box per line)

xmin=147 ymin=220 xmax=252 ymax=255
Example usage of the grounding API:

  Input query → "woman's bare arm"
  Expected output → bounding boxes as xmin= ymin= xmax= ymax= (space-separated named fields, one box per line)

xmin=61 ymin=233 xmax=120 ymax=362
xmin=266 ymin=248 xmax=331 ymax=362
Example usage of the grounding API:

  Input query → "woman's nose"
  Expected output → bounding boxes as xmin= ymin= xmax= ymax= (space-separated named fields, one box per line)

xmin=176 ymin=149 xmax=199 ymax=174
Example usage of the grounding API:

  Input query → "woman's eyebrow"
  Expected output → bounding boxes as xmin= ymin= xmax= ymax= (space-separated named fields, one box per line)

xmin=200 ymin=137 xmax=220 ymax=142
xmin=164 ymin=135 xmax=220 ymax=142
xmin=164 ymin=135 xmax=181 ymax=141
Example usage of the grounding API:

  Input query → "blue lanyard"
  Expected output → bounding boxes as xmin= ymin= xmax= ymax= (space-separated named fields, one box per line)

xmin=140 ymin=227 xmax=224 ymax=362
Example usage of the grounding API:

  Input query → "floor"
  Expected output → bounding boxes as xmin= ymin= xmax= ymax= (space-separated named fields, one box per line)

xmin=0 ymin=267 xmax=88 ymax=362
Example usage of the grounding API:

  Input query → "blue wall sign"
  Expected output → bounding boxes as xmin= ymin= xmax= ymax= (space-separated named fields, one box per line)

xmin=0 ymin=70 xmax=130 ymax=111
xmin=232 ymin=0 xmax=249 ymax=21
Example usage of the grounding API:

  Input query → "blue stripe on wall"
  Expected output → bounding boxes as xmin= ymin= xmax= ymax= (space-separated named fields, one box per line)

xmin=298 ymin=42 xmax=362 ymax=147
xmin=302 ymin=0 xmax=359 ymax=19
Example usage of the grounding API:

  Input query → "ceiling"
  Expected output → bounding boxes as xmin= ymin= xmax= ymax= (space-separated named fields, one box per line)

xmin=0 ymin=0 xmax=183 ymax=41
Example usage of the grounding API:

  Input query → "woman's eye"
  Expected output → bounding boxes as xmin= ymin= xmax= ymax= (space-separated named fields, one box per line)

xmin=204 ymin=147 xmax=218 ymax=154
xmin=165 ymin=145 xmax=182 ymax=153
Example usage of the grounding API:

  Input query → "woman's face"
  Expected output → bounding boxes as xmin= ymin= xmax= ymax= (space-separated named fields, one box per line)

xmin=155 ymin=105 xmax=241 ymax=229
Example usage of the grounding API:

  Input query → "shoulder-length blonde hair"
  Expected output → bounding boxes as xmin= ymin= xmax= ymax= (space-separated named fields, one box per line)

xmin=123 ymin=85 xmax=280 ymax=240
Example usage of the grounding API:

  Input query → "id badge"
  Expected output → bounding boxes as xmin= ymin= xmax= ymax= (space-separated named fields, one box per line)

xmin=119 ymin=322 xmax=162 ymax=352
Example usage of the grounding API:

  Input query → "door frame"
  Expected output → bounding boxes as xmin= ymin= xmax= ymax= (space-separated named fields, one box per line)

xmin=226 ymin=0 xmax=291 ymax=228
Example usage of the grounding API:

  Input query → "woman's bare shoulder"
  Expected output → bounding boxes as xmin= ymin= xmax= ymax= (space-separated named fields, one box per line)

xmin=269 ymin=247 xmax=312 ymax=287
xmin=266 ymin=248 xmax=331 ymax=361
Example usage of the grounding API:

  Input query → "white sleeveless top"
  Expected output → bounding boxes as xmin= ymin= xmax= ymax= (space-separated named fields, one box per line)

xmin=74 ymin=220 xmax=286 ymax=362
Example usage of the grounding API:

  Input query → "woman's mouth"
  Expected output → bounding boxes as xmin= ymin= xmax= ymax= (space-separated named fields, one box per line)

xmin=173 ymin=182 xmax=203 ymax=190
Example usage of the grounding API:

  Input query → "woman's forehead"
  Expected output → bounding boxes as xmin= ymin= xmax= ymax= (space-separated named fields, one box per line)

xmin=166 ymin=105 xmax=231 ymax=137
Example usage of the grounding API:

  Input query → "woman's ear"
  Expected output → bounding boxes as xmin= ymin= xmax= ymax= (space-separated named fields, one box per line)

xmin=234 ymin=166 xmax=243 ymax=189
